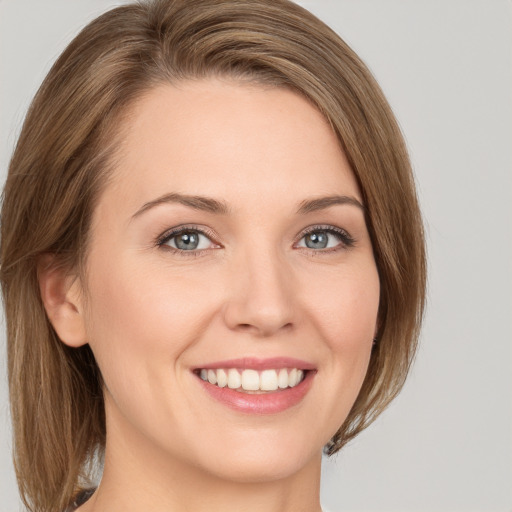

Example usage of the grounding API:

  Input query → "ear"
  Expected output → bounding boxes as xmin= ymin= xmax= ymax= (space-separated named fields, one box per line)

xmin=38 ymin=254 xmax=88 ymax=348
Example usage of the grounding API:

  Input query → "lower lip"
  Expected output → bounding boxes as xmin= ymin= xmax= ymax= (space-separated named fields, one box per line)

xmin=196 ymin=371 xmax=315 ymax=414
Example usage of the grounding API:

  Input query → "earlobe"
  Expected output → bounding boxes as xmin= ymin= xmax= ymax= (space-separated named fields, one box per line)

xmin=37 ymin=254 xmax=88 ymax=348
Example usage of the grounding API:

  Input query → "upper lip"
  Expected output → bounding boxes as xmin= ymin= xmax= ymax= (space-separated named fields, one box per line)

xmin=194 ymin=357 xmax=316 ymax=371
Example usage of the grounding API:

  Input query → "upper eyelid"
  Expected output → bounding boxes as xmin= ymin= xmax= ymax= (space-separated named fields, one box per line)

xmin=298 ymin=224 xmax=350 ymax=236
xmin=296 ymin=224 xmax=354 ymax=240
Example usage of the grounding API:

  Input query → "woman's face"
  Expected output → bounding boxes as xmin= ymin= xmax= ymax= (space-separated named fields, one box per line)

xmin=80 ymin=79 xmax=379 ymax=483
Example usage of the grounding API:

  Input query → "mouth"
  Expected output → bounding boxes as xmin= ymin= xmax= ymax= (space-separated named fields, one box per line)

xmin=195 ymin=367 xmax=307 ymax=394
xmin=192 ymin=358 xmax=316 ymax=414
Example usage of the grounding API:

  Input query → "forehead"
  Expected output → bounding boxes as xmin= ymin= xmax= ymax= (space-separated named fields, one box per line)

xmin=101 ymin=78 xmax=361 ymax=213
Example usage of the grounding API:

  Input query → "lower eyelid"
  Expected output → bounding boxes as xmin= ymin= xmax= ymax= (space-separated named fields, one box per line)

xmin=161 ymin=247 xmax=211 ymax=258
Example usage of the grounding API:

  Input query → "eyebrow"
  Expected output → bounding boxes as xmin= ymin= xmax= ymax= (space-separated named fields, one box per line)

xmin=296 ymin=195 xmax=365 ymax=214
xmin=132 ymin=192 xmax=231 ymax=218
xmin=132 ymin=192 xmax=364 ymax=219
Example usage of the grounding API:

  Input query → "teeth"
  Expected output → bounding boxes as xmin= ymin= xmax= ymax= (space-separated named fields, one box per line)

xmin=241 ymin=369 xmax=260 ymax=391
xmin=227 ymin=368 xmax=241 ymax=389
xmin=278 ymin=368 xmax=288 ymax=389
xmin=207 ymin=369 xmax=217 ymax=385
xmin=216 ymin=368 xmax=228 ymax=388
xmin=260 ymin=369 xmax=278 ymax=391
xmin=198 ymin=368 xmax=306 ymax=392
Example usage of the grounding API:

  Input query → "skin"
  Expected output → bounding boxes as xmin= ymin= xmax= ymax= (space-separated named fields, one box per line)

xmin=40 ymin=79 xmax=380 ymax=512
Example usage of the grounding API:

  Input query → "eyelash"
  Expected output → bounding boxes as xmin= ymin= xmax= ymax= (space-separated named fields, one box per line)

xmin=156 ymin=224 xmax=355 ymax=257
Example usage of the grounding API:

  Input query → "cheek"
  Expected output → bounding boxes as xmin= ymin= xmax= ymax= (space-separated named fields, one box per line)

xmin=83 ymin=255 xmax=226 ymax=380
xmin=83 ymin=262 xmax=189 ymax=376
xmin=81 ymin=258 xmax=224 ymax=440
xmin=307 ymin=261 xmax=380 ymax=346
xmin=305 ymin=262 xmax=379 ymax=414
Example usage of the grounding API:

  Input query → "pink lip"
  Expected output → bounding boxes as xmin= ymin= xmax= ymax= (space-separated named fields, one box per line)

xmin=194 ymin=366 xmax=316 ymax=415
xmin=195 ymin=357 xmax=316 ymax=371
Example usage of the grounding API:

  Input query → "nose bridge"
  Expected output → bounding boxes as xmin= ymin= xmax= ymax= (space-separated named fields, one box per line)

xmin=223 ymin=242 xmax=296 ymax=337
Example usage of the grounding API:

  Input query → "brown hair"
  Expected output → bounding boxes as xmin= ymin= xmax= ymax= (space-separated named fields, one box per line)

xmin=0 ymin=0 xmax=426 ymax=511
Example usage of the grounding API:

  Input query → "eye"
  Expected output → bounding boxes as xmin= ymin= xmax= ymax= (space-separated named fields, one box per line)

xmin=296 ymin=226 xmax=355 ymax=251
xmin=157 ymin=227 xmax=217 ymax=252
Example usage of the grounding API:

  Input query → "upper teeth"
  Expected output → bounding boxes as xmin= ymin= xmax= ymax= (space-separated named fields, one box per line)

xmin=198 ymin=368 xmax=305 ymax=391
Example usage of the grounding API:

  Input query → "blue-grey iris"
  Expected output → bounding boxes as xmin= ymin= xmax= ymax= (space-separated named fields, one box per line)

xmin=305 ymin=231 xmax=328 ymax=249
xmin=175 ymin=231 xmax=199 ymax=250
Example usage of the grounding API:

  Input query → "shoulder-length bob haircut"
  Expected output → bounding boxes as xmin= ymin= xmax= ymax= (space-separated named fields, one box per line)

xmin=1 ymin=0 xmax=426 ymax=510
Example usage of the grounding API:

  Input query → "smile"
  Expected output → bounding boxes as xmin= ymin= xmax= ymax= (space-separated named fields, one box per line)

xmin=197 ymin=368 xmax=306 ymax=393
xmin=193 ymin=358 xmax=316 ymax=414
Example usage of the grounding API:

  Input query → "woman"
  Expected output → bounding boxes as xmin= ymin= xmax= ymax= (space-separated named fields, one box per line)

xmin=0 ymin=0 xmax=425 ymax=511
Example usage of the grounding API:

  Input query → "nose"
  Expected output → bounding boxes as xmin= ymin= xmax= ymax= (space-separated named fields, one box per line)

xmin=222 ymin=248 xmax=296 ymax=337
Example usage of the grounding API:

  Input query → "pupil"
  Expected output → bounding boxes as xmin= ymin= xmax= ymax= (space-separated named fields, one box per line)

xmin=306 ymin=231 xmax=328 ymax=249
xmin=176 ymin=232 xmax=198 ymax=250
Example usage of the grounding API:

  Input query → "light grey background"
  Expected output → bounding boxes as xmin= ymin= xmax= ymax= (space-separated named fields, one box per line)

xmin=1 ymin=1 xmax=511 ymax=511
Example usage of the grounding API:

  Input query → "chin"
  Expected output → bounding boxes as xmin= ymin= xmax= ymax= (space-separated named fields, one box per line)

xmin=180 ymin=427 xmax=325 ymax=484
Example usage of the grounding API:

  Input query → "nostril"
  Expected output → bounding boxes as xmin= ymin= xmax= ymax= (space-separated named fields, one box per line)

xmin=233 ymin=321 xmax=294 ymax=338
